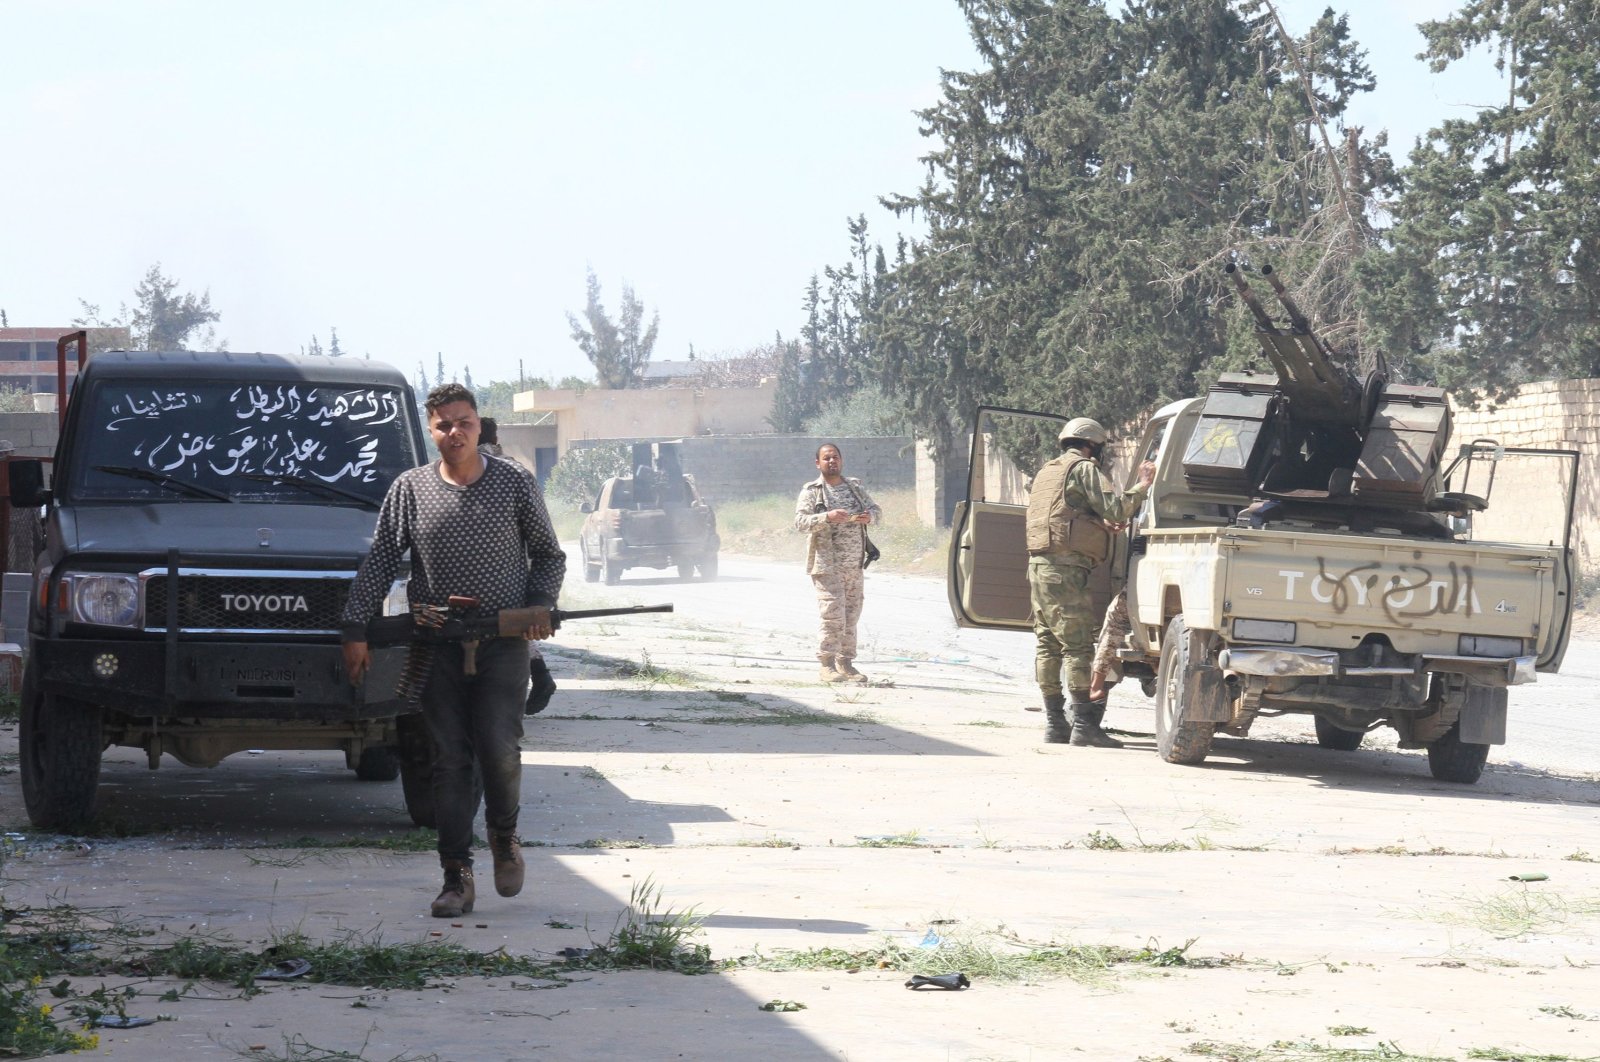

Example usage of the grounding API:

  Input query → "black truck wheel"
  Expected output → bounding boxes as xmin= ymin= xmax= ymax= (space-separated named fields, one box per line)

xmin=677 ymin=560 xmax=696 ymax=581
xmin=1154 ymin=615 xmax=1217 ymax=765
xmin=355 ymin=745 xmax=402 ymax=782
xmin=1426 ymin=721 xmax=1490 ymax=784
xmin=1314 ymin=715 xmax=1365 ymax=751
xmin=603 ymin=559 xmax=623 ymax=585
xmin=581 ymin=540 xmax=601 ymax=583
xmin=20 ymin=681 xmax=104 ymax=832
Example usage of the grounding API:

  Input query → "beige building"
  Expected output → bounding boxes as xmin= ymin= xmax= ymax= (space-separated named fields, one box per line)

xmin=513 ymin=380 xmax=777 ymax=454
xmin=0 ymin=326 xmax=131 ymax=406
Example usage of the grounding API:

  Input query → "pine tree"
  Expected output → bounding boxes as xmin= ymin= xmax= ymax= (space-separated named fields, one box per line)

xmin=1369 ymin=0 xmax=1600 ymax=392
xmin=566 ymin=269 xmax=659 ymax=388
xmin=856 ymin=0 xmax=1384 ymax=453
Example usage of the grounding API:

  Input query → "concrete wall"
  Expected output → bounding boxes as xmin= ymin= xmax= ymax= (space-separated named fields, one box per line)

xmin=0 ymin=412 xmax=60 ymax=457
xmin=515 ymin=381 xmax=777 ymax=454
xmin=571 ymin=434 xmax=915 ymax=503
xmin=1448 ymin=379 xmax=1600 ymax=572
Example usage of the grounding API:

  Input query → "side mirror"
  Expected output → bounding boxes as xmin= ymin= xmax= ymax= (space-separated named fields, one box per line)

xmin=7 ymin=459 xmax=49 ymax=508
xmin=579 ymin=502 xmax=594 ymax=514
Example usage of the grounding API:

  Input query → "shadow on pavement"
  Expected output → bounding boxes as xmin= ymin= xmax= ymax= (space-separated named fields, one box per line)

xmin=1171 ymin=735 xmax=1600 ymax=807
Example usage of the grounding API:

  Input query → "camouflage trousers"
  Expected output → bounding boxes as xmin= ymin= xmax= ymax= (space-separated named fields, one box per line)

xmin=1092 ymin=589 xmax=1131 ymax=685
xmin=812 ymin=566 xmax=866 ymax=662
xmin=1029 ymin=556 xmax=1096 ymax=696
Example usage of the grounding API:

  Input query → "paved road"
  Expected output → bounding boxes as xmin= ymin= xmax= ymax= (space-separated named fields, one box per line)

xmin=5 ymin=543 xmax=1599 ymax=1060
xmin=586 ymin=546 xmax=1600 ymax=779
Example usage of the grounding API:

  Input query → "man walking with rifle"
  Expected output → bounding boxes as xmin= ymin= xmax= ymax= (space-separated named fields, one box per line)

xmin=341 ymin=382 xmax=566 ymax=918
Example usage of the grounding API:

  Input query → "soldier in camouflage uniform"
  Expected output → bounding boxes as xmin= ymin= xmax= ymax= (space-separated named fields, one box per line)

xmin=794 ymin=443 xmax=882 ymax=683
xmin=1088 ymin=589 xmax=1131 ymax=705
xmin=1026 ymin=418 xmax=1155 ymax=746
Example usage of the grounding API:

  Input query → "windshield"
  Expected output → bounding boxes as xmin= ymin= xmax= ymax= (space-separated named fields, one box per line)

xmin=68 ymin=380 xmax=422 ymax=505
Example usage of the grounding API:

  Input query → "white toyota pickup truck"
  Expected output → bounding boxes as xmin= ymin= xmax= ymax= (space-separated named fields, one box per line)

xmin=949 ymin=401 xmax=1578 ymax=784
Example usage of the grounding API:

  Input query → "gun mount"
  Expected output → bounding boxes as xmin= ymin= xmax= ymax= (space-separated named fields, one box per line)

xmin=1181 ymin=264 xmax=1452 ymax=512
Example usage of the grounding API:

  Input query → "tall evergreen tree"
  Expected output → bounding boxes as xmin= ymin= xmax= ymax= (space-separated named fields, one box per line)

xmin=75 ymin=263 xmax=222 ymax=351
xmin=858 ymin=0 xmax=1383 ymax=457
xmin=1367 ymin=0 xmax=1600 ymax=392
xmin=567 ymin=269 xmax=660 ymax=388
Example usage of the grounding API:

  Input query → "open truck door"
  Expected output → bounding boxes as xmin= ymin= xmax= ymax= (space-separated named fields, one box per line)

xmin=1441 ymin=441 xmax=1581 ymax=672
xmin=947 ymin=406 xmax=1123 ymax=632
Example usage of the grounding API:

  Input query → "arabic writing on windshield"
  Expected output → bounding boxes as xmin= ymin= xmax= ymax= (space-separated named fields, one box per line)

xmin=86 ymin=384 xmax=414 ymax=496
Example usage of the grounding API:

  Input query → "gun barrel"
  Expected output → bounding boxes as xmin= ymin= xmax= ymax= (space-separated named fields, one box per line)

xmin=1259 ymin=265 xmax=1313 ymax=334
xmin=1225 ymin=263 xmax=1277 ymax=332
xmin=553 ymin=604 xmax=675 ymax=623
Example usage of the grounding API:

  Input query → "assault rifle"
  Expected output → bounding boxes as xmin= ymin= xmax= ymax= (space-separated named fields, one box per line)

xmin=365 ymin=596 xmax=674 ymax=702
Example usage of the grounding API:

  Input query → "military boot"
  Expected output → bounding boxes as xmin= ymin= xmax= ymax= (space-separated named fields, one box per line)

xmin=1043 ymin=694 xmax=1071 ymax=744
xmin=818 ymin=655 xmax=847 ymax=683
xmin=526 ymin=656 xmax=557 ymax=716
xmin=1069 ymin=696 xmax=1124 ymax=748
xmin=834 ymin=659 xmax=868 ymax=684
xmin=430 ymin=860 xmax=476 ymax=918
xmin=489 ymin=831 xmax=526 ymax=898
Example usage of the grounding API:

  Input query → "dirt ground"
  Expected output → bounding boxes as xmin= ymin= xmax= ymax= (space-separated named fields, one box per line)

xmin=3 ymin=554 xmax=1598 ymax=1061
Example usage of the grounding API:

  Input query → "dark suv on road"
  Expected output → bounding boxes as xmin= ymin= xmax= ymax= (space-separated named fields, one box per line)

xmin=12 ymin=351 xmax=433 ymax=830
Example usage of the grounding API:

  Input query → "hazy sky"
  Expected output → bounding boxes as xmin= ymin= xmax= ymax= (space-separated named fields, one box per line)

xmin=3 ymin=1 xmax=1497 ymax=390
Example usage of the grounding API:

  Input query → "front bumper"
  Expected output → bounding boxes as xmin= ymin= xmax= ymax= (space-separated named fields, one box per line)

xmin=33 ymin=637 xmax=410 ymax=719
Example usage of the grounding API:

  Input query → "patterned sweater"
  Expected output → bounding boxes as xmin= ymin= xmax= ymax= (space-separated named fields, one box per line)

xmin=340 ymin=457 xmax=566 ymax=639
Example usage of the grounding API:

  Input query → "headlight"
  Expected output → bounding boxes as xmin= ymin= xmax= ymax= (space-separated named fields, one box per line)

xmin=382 ymin=577 xmax=410 ymax=617
xmin=70 ymin=573 xmax=141 ymax=627
xmin=1233 ymin=618 xmax=1296 ymax=643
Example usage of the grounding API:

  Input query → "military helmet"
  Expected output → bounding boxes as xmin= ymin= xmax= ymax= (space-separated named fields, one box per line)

xmin=1059 ymin=417 xmax=1108 ymax=446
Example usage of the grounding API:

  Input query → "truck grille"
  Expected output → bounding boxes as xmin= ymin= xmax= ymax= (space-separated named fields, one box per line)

xmin=144 ymin=571 xmax=354 ymax=633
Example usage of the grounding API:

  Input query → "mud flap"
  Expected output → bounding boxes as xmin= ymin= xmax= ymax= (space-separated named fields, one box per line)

xmin=1183 ymin=665 xmax=1232 ymax=722
xmin=1459 ymin=684 xmax=1508 ymax=745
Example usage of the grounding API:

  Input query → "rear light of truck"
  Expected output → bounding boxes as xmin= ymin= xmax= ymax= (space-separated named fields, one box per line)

xmin=608 ymin=511 xmax=621 ymax=532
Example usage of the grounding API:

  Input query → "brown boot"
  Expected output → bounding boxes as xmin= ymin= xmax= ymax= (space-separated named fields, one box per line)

xmin=834 ymin=659 xmax=868 ymax=684
xmin=818 ymin=654 xmax=847 ymax=683
xmin=489 ymin=831 xmax=526 ymax=898
xmin=430 ymin=860 xmax=475 ymax=918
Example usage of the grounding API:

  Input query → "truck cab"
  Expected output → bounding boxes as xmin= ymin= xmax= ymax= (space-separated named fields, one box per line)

xmin=12 ymin=350 xmax=430 ymax=830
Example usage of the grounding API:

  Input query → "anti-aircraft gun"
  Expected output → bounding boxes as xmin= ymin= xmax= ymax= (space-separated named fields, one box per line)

xmin=1181 ymin=264 xmax=1457 ymax=521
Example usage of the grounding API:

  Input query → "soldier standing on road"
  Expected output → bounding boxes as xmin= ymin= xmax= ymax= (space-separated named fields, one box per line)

xmin=1026 ymin=418 xmax=1155 ymax=746
xmin=341 ymin=383 xmax=566 ymax=918
xmin=794 ymin=443 xmax=882 ymax=684
xmin=478 ymin=417 xmax=557 ymax=716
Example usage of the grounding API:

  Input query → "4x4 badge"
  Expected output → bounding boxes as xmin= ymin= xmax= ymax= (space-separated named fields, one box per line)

xmin=258 ymin=528 xmax=273 ymax=549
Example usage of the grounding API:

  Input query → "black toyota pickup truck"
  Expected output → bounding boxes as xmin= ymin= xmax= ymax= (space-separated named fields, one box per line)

xmin=10 ymin=350 xmax=431 ymax=830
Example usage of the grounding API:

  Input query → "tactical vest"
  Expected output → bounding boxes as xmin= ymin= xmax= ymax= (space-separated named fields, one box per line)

xmin=1025 ymin=452 xmax=1110 ymax=560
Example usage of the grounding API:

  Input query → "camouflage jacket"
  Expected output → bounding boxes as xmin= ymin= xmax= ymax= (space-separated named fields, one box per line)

xmin=793 ymin=475 xmax=882 ymax=576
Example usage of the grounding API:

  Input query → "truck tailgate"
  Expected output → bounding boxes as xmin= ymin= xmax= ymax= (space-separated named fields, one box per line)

xmin=1217 ymin=528 xmax=1566 ymax=666
xmin=622 ymin=508 xmax=708 ymax=547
